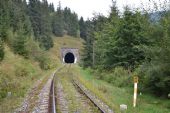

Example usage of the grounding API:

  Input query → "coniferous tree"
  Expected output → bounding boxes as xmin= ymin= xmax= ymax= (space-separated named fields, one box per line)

xmin=0 ymin=0 xmax=9 ymax=41
xmin=81 ymin=20 xmax=94 ymax=67
xmin=28 ymin=0 xmax=41 ymax=37
xmin=68 ymin=12 xmax=79 ymax=37
xmin=39 ymin=0 xmax=53 ymax=50
xmin=49 ymin=3 xmax=55 ymax=12
xmin=63 ymin=7 xmax=79 ymax=37
xmin=113 ymin=8 xmax=149 ymax=70
xmin=140 ymin=13 xmax=170 ymax=96
xmin=8 ymin=0 xmax=32 ymax=57
xmin=52 ymin=2 xmax=64 ymax=36
xmin=79 ymin=17 xmax=87 ymax=39
xmin=0 ymin=0 xmax=9 ymax=61
xmin=28 ymin=0 xmax=53 ymax=50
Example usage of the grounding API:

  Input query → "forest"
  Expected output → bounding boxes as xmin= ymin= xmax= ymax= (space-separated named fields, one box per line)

xmin=0 ymin=0 xmax=78 ymax=60
xmin=80 ymin=1 xmax=170 ymax=98
xmin=0 ymin=0 xmax=169 ymax=104
xmin=0 ymin=0 xmax=79 ymax=68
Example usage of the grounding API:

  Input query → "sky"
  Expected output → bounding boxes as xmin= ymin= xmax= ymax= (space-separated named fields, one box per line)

xmin=46 ymin=0 xmax=167 ymax=20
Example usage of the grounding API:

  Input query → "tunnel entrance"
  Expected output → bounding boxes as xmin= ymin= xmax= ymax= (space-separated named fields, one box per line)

xmin=64 ymin=52 xmax=75 ymax=63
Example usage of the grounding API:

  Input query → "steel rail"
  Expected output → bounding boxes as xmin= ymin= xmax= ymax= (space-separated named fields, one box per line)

xmin=50 ymin=64 xmax=66 ymax=113
xmin=52 ymin=79 xmax=56 ymax=113
xmin=72 ymin=80 xmax=105 ymax=113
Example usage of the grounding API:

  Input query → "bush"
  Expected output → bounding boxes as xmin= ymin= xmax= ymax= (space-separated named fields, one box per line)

xmin=39 ymin=35 xmax=53 ymax=50
xmin=94 ymin=67 xmax=131 ymax=87
xmin=25 ymin=38 xmax=52 ymax=70
xmin=110 ymin=67 xmax=131 ymax=87
xmin=12 ymin=32 xmax=29 ymax=58
xmin=0 ymin=72 xmax=21 ymax=99
xmin=139 ymin=64 xmax=170 ymax=97
xmin=37 ymin=55 xmax=51 ymax=70
xmin=15 ymin=66 xmax=29 ymax=77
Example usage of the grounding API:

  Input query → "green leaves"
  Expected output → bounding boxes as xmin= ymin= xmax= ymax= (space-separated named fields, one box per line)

xmin=28 ymin=0 xmax=53 ymax=50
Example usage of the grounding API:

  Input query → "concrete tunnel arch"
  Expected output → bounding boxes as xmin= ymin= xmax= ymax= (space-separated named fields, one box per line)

xmin=61 ymin=48 xmax=79 ymax=64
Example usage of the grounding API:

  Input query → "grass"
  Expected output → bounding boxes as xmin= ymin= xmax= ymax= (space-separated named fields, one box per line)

xmin=0 ymin=46 xmax=53 ymax=112
xmin=72 ymin=65 xmax=170 ymax=113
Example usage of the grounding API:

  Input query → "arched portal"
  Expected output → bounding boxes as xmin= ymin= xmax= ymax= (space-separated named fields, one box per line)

xmin=64 ymin=52 xmax=75 ymax=63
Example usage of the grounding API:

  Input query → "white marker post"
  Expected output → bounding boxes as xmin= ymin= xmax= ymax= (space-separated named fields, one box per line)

xmin=133 ymin=76 xmax=138 ymax=107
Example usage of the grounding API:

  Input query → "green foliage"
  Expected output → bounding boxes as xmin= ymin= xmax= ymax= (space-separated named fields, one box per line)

xmin=0 ymin=40 xmax=4 ymax=61
xmin=138 ymin=14 xmax=170 ymax=97
xmin=15 ymin=66 xmax=29 ymax=77
xmin=105 ymin=67 xmax=130 ymax=87
xmin=52 ymin=4 xmax=64 ymax=37
xmin=79 ymin=68 xmax=170 ymax=113
xmin=38 ymin=56 xmax=51 ymax=70
xmin=12 ymin=32 xmax=29 ymax=58
xmin=94 ymin=14 xmax=119 ymax=69
xmin=39 ymin=35 xmax=53 ymax=50
xmin=28 ymin=0 xmax=53 ymax=50
xmin=79 ymin=17 xmax=87 ymax=39
xmin=1 ymin=0 xmax=80 ymax=60
xmin=81 ymin=20 xmax=94 ymax=68
xmin=0 ymin=72 xmax=21 ymax=99
xmin=63 ymin=7 xmax=79 ymax=37
xmin=25 ymin=37 xmax=52 ymax=70
xmin=0 ymin=0 xmax=9 ymax=41
xmin=113 ymin=9 xmax=149 ymax=70
xmin=94 ymin=67 xmax=131 ymax=87
xmin=81 ymin=1 xmax=170 ymax=98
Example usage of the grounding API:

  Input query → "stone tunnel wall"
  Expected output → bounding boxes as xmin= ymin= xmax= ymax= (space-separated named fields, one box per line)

xmin=60 ymin=48 xmax=79 ymax=63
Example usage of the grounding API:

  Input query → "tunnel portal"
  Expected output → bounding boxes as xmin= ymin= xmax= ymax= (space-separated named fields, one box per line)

xmin=64 ymin=52 xmax=75 ymax=63
xmin=61 ymin=48 xmax=79 ymax=64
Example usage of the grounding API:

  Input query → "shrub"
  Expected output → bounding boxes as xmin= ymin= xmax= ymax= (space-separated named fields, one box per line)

xmin=139 ymin=64 xmax=170 ymax=97
xmin=25 ymin=38 xmax=51 ymax=70
xmin=15 ymin=66 xmax=29 ymax=77
xmin=38 ymin=56 xmax=51 ymax=70
xmin=12 ymin=32 xmax=29 ymax=58
xmin=96 ymin=67 xmax=131 ymax=87
xmin=0 ymin=72 xmax=21 ymax=99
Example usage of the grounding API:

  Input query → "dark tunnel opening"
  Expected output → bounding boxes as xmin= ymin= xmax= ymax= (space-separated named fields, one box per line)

xmin=64 ymin=52 xmax=75 ymax=63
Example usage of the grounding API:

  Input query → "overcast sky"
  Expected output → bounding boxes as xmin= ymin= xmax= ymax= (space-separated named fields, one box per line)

xmin=46 ymin=0 xmax=167 ymax=20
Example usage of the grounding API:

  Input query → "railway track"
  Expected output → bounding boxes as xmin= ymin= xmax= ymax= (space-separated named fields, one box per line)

xmin=17 ymin=64 xmax=114 ymax=113
xmin=53 ymin=64 xmax=114 ymax=113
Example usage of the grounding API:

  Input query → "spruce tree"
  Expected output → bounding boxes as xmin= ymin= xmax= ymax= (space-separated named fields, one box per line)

xmin=81 ymin=20 xmax=94 ymax=67
xmin=52 ymin=2 xmax=64 ymax=37
xmin=28 ymin=0 xmax=53 ymax=50
xmin=79 ymin=17 xmax=87 ymax=39
xmin=0 ymin=0 xmax=9 ymax=41
xmin=113 ymin=9 xmax=149 ymax=70
xmin=63 ymin=7 xmax=79 ymax=37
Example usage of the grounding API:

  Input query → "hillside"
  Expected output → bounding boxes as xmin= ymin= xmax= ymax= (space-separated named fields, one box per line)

xmin=0 ymin=36 xmax=169 ymax=113
xmin=0 ymin=36 xmax=84 ymax=112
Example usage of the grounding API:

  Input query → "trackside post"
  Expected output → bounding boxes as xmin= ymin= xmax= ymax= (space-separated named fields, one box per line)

xmin=133 ymin=76 xmax=138 ymax=107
